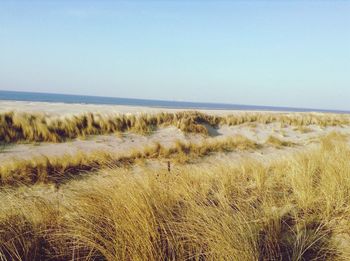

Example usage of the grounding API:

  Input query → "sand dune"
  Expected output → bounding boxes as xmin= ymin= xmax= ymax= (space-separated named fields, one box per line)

xmin=1 ymin=100 xmax=350 ymax=260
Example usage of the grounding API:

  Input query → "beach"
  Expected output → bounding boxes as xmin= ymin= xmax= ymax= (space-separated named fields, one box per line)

xmin=0 ymin=100 xmax=290 ymax=116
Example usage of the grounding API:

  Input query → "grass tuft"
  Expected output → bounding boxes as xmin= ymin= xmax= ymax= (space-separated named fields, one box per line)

xmin=266 ymin=136 xmax=295 ymax=148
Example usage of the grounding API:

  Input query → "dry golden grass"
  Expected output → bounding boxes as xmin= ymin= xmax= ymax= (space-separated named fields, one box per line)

xmin=266 ymin=135 xmax=296 ymax=148
xmin=222 ymin=112 xmax=350 ymax=127
xmin=296 ymin=126 xmax=314 ymax=134
xmin=1 ymin=111 xmax=349 ymax=143
xmin=0 ymin=133 xmax=350 ymax=260
xmin=0 ymin=135 xmax=260 ymax=186
xmin=0 ymin=111 xmax=212 ymax=143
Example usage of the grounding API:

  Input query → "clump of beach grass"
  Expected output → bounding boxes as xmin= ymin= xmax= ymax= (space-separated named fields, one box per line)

xmin=295 ymin=125 xmax=314 ymax=134
xmin=266 ymin=135 xmax=295 ymax=148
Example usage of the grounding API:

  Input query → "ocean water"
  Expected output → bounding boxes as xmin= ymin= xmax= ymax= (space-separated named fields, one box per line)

xmin=0 ymin=90 xmax=347 ymax=113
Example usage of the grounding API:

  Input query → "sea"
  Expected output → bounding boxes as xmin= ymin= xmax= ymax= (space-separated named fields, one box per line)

xmin=0 ymin=90 xmax=348 ymax=113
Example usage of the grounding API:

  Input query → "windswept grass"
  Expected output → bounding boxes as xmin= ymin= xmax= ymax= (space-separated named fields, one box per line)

xmin=296 ymin=126 xmax=314 ymax=134
xmin=1 ymin=111 xmax=349 ymax=143
xmin=266 ymin=135 xmax=296 ymax=148
xmin=1 ymin=133 xmax=350 ymax=260
xmin=0 ymin=111 xmax=213 ymax=143
xmin=0 ymin=135 xmax=259 ymax=186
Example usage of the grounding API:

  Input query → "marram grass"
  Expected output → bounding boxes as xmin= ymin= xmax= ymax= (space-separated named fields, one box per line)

xmin=1 ymin=111 xmax=349 ymax=143
xmin=0 ymin=135 xmax=260 ymax=186
xmin=0 ymin=134 xmax=350 ymax=260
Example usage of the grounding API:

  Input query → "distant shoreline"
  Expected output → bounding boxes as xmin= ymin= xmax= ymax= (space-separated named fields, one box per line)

xmin=0 ymin=90 xmax=348 ymax=114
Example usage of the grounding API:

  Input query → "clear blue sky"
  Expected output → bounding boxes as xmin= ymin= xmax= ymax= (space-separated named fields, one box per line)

xmin=0 ymin=1 xmax=349 ymax=110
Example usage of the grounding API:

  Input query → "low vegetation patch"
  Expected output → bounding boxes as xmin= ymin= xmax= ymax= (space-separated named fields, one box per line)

xmin=296 ymin=125 xmax=314 ymax=133
xmin=266 ymin=135 xmax=296 ymax=148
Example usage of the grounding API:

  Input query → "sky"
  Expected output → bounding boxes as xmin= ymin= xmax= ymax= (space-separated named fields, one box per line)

xmin=0 ymin=1 xmax=349 ymax=110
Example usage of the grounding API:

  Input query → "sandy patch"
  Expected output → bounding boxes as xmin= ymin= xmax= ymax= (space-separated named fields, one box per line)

xmin=0 ymin=100 xmax=282 ymax=116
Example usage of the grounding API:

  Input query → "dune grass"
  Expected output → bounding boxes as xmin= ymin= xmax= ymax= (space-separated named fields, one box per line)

xmin=1 ymin=111 xmax=349 ymax=143
xmin=0 ymin=111 xmax=215 ymax=143
xmin=0 ymin=133 xmax=349 ymax=260
xmin=0 ymin=135 xmax=260 ymax=186
xmin=266 ymin=135 xmax=296 ymax=148
xmin=296 ymin=126 xmax=314 ymax=134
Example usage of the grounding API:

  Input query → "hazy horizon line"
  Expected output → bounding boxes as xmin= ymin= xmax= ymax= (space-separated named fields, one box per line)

xmin=0 ymin=89 xmax=349 ymax=114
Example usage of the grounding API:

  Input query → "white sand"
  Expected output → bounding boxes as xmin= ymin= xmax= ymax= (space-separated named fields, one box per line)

xmin=0 ymin=100 xmax=279 ymax=116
